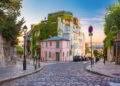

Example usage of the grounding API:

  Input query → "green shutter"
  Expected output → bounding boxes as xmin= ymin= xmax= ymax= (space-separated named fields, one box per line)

xmin=56 ymin=41 xmax=60 ymax=48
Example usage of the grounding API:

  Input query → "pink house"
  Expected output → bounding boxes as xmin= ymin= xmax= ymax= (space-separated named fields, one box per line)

xmin=40 ymin=36 xmax=72 ymax=61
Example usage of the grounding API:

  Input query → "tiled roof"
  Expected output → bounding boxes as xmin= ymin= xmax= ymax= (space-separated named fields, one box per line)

xmin=45 ymin=36 xmax=69 ymax=41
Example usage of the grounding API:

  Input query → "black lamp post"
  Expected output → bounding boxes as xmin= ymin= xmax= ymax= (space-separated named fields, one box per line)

xmin=23 ymin=25 xmax=28 ymax=70
xmin=88 ymin=25 xmax=93 ymax=68
xmin=44 ymin=17 xmax=48 ymax=62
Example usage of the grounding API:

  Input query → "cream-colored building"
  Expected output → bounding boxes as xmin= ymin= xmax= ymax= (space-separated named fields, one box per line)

xmin=58 ymin=17 xmax=85 ymax=57
xmin=72 ymin=31 xmax=85 ymax=56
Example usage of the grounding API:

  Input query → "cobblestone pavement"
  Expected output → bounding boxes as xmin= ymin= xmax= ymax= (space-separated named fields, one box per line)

xmin=86 ymin=60 xmax=120 ymax=78
xmin=0 ymin=61 xmax=35 ymax=80
xmin=0 ymin=62 xmax=120 ymax=86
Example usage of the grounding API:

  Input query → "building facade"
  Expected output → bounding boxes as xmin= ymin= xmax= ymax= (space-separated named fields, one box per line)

xmin=27 ymin=11 xmax=85 ymax=62
xmin=112 ymin=31 xmax=120 ymax=64
xmin=72 ymin=31 xmax=85 ymax=56
xmin=40 ymin=36 xmax=72 ymax=61
xmin=56 ymin=11 xmax=85 ymax=57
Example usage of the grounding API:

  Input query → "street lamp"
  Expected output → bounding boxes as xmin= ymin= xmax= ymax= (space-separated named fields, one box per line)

xmin=88 ymin=25 xmax=93 ymax=68
xmin=23 ymin=25 xmax=28 ymax=70
xmin=44 ymin=17 xmax=48 ymax=62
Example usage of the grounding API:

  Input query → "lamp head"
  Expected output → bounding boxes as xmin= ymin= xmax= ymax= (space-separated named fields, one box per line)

xmin=23 ymin=25 xmax=28 ymax=32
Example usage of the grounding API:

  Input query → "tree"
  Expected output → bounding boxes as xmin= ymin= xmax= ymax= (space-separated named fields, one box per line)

xmin=16 ymin=45 xmax=24 ymax=58
xmin=104 ymin=5 xmax=120 ymax=48
xmin=0 ymin=0 xmax=24 ymax=45
xmin=94 ymin=49 xmax=104 ymax=62
xmin=93 ymin=50 xmax=98 ymax=58
xmin=31 ymin=20 xmax=58 ymax=56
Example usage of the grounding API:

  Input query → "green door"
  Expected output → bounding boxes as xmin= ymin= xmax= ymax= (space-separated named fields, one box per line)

xmin=36 ymin=48 xmax=40 ymax=59
xmin=56 ymin=52 xmax=60 ymax=61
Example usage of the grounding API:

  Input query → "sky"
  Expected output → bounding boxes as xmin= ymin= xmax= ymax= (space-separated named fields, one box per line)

xmin=20 ymin=0 xmax=116 ymax=43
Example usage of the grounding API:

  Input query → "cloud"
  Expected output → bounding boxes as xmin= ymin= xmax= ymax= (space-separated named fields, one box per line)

xmin=82 ymin=17 xmax=104 ymax=22
xmin=80 ymin=20 xmax=90 ymax=25
xmin=80 ymin=16 xmax=105 ymax=43
xmin=80 ymin=16 xmax=104 ymax=24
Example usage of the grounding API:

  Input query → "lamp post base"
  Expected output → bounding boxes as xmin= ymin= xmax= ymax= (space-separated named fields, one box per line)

xmin=23 ymin=60 xmax=26 ymax=70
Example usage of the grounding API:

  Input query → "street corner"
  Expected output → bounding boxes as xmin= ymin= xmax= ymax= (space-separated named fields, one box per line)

xmin=0 ymin=66 xmax=44 ymax=84
xmin=85 ymin=64 xmax=116 ymax=78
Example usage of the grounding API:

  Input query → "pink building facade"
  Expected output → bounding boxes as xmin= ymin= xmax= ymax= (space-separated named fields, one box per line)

xmin=40 ymin=36 xmax=72 ymax=61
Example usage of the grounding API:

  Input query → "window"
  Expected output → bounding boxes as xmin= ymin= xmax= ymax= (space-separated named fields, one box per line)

xmin=50 ymin=41 xmax=52 ymax=46
xmin=49 ymin=52 xmax=51 ymax=58
xmin=69 ymin=50 xmax=72 ymax=56
xmin=56 ymin=41 xmax=60 ymax=48
xmin=46 ymin=42 xmax=48 ymax=47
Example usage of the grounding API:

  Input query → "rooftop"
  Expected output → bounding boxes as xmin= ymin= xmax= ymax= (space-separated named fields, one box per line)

xmin=45 ymin=36 xmax=69 ymax=41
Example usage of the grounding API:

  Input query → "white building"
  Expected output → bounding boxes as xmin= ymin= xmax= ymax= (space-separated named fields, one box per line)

xmin=72 ymin=31 xmax=85 ymax=56
xmin=57 ymin=17 xmax=85 ymax=57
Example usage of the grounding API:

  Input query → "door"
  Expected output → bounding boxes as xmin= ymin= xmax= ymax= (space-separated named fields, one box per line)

xmin=56 ymin=52 xmax=60 ymax=61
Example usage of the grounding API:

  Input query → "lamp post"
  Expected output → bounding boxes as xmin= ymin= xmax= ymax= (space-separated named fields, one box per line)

xmin=23 ymin=25 xmax=28 ymax=70
xmin=44 ymin=17 xmax=47 ymax=62
xmin=88 ymin=25 xmax=93 ymax=68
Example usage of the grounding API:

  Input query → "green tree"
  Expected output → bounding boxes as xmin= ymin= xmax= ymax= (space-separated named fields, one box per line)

xmin=93 ymin=50 xmax=98 ymax=58
xmin=104 ymin=5 xmax=120 ymax=48
xmin=31 ymin=20 xmax=58 ymax=56
xmin=16 ymin=45 xmax=24 ymax=58
xmin=0 ymin=0 xmax=24 ymax=45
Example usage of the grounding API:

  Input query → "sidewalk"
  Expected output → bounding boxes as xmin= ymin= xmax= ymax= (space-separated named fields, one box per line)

xmin=86 ymin=60 xmax=120 ymax=78
xmin=0 ymin=60 xmax=56 ymax=84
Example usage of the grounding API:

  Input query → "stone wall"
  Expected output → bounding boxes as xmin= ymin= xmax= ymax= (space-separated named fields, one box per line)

xmin=107 ymin=47 xmax=114 ymax=62
xmin=0 ymin=34 xmax=4 ymax=61
xmin=0 ymin=34 xmax=17 ymax=65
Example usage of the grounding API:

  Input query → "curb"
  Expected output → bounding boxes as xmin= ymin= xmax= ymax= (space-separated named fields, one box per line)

xmin=0 ymin=66 xmax=44 ymax=84
xmin=85 ymin=66 xmax=115 ymax=78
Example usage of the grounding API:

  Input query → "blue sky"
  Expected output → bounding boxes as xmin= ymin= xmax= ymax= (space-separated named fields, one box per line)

xmin=20 ymin=0 xmax=116 ymax=42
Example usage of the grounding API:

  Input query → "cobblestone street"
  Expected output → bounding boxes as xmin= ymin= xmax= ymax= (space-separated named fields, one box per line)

xmin=0 ymin=62 xmax=120 ymax=86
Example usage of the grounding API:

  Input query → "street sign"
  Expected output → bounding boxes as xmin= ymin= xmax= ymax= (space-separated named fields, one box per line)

xmin=88 ymin=26 xmax=93 ymax=33
xmin=88 ymin=25 xmax=93 ymax=68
